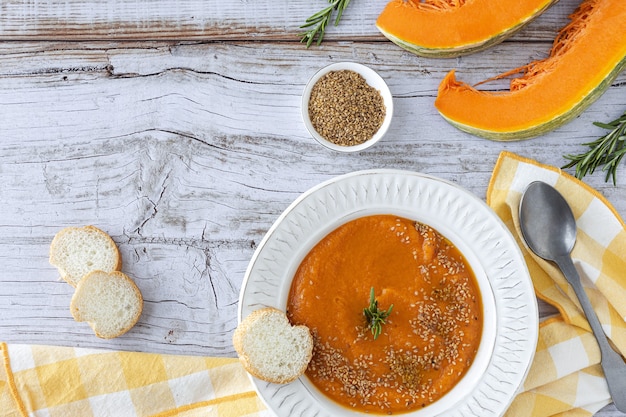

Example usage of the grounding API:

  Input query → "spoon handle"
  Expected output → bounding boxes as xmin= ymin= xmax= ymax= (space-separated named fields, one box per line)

xmin=555 ymin=255 xmax=626 ymax=412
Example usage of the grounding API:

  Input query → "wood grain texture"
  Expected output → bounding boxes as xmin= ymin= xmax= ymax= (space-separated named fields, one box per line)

xmin=0 ymin=0 xmax=625 ymax=414
xmin=0 ymin=0 xmax=576 ymax=40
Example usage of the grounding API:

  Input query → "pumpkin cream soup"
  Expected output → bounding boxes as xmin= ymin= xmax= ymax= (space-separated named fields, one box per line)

xmin=287 ymin=215 xmax=482 ymax=414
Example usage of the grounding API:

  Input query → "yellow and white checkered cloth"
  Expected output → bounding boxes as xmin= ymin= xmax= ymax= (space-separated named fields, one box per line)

xmin=491 ymin=152 xmax=626 ymax=417
xmin=1 ymin=151 xmax=625 ymax=417
xmin=0 ymin=343 xmax=269 ymax=417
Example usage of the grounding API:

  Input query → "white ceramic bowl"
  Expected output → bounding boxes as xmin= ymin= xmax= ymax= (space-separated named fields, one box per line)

xmin=301 ymin=62 xmax=393 ymax=152
xmin=239 ymin=170 xmax=538 ymax=417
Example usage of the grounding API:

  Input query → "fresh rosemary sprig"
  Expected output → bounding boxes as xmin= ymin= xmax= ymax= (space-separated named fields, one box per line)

xmin=299 ymin=0 xmax=352 ymax=48
xmin=363 ymin=287 xmax=393 ymax=340
xmin=563 ymin=111 xmax=626 ymax=185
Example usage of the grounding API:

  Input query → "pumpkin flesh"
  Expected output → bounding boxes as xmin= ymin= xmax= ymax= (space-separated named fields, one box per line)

xmin=376 ymin=0 xmax=557 ymax=57
xmin=434 ymin=0 xmax=626 ymax=140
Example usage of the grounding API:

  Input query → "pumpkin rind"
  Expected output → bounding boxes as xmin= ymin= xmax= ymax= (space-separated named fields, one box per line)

xmin=434 ymin=0 xmax=626 ymax=140
xmin=376 ymin=0 xmax=557 ymax=58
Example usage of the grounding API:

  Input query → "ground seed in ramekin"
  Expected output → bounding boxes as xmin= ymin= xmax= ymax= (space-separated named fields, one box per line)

xmin=308 ymin=70 xmax=386 ymax=147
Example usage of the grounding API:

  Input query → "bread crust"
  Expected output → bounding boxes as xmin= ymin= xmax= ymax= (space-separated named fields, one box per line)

xmin=233 ymin=307 xmax=313 ymax=384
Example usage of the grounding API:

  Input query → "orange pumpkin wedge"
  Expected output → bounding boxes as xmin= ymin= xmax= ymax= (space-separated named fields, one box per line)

xmin=376 ymin=0 xmax=557 ymax=58
xmin=435 ymin=0 xmax=626 ymax=141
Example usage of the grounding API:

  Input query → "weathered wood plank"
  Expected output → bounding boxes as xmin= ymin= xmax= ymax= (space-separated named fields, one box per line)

xmin=0 ymin=0 xmax=583 ymax=41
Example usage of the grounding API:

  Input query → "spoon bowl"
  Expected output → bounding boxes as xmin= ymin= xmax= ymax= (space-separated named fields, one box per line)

xmin=519 ymin=181 xmax=576 ymax=260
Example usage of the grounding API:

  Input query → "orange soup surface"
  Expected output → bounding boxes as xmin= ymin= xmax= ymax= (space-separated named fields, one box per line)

xmin=287 ymin=215 xmax=483 ymax=414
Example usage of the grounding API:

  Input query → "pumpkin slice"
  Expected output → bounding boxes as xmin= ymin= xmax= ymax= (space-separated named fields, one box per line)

xmin=435 ymin=0 xmax=626 ymax=141
xmin=376 ymin=0 xmax=557 ymax=58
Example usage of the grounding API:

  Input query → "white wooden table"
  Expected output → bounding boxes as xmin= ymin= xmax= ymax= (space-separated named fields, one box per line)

xmin=0 ymin=0 xmax=624 ymax=414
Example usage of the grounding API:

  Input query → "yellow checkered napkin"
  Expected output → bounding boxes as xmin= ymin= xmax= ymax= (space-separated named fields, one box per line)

xmin=490 ymin=152 xmax=626 ymax=417
xmin=0 ymin=343 xmax=269 ymax=417
xmin=2 ymin=151 xmax=625 ymax=417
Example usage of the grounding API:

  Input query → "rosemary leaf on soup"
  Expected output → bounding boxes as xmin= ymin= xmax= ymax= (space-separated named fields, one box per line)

xmin=563 ymin=111 xmax=626 ymax=185
xmin=300 ymin=0 xmax=352 ymax=48
xmin=363 ymin=287 xmax=393 ymax=340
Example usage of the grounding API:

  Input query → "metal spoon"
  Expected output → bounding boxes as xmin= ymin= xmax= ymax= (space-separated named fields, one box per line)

xmin=519 ymin=181 xmax=626 ymax=412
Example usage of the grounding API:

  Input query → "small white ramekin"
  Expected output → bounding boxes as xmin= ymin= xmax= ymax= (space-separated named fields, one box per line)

xmin=301 ymin=62 xmax=393 ymax=152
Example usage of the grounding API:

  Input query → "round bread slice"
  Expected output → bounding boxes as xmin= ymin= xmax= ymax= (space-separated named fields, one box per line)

xmin=49 ymin=225 xmax=121 ymax=287
xmin=233 ymin=307 xmax=313 ymax=384
xmin=70 ymin=270 xmax=143 ymax=339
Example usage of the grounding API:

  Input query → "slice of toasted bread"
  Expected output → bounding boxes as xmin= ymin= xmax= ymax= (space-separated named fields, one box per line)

xmin=49 ymin=225 xmax=121 ymax=287
xmin=233 ymin=307 xmax=313 ymax=384
xmin=70 ymin=270 xmax=143 ymax=339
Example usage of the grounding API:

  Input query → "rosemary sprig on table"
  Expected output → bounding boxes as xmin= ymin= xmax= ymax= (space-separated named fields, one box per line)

xmin=300 ymin=0 xmax=352 ymax=48
xmin=363 ymin=287 xmax=393 ymax=340
xmin=563 ymin=111 xmax=626 ymax=185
